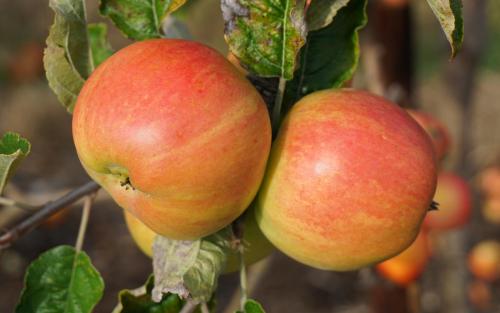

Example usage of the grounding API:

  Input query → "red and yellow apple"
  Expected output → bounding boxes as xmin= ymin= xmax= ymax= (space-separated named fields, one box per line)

xmin=124 ymin=209 xmax=274 ymax=273
xmin=423 ymin=172 xmax=472 ymax=230
xmin=376 ymin=230 xmax=430 ymax=286
xmin=256 ymin=89 xmax=437 ymax=270
xmin=73 ymin=39 xmax=271 ymax=240
xmin=407 ymin=110 xmax=451 ymax=162
xmin=468 ymin=240 xmax=500 ymax=282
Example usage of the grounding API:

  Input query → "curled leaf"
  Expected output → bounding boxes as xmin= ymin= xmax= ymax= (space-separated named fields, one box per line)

xmin=0 ymin=132 xmax=30 ymax=194
xmin=425 ymin=0 xmax=463 ymax=57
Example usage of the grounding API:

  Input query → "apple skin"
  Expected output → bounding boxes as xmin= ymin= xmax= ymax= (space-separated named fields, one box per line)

xmin=123 ymin=209 xmax=274 ymax=273
xmin=423 ymin=172 xmax=472 ymax=230
xmin=376 ymin=230 xmax=430 ymax=286
xmin=256 ymin=89 xmax=437 ymax=271
xmin=407 ymin=110 xmax=451 ymax=162
xmin=73 ymin=39 xmax=271 ymax=240
xmin=468 ymin=241 xmax=500 ymax=282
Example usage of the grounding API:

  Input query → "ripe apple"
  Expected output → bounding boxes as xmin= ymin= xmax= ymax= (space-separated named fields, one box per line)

xmin=468 ymin=240 xmax=500 ymax=282
xmin=123 ymin=209 xmax=274 ymax=273
xmin=376 ymin=230 xmax=430 ymax=286
xmin=479 ymin=166 xmax=500 ymax=199
xmin=256 ymin=89 xmax=437 ymax=270
xmin=407 ymin=110 xmax=451 ymax=162
xmin=482 ymin=199 xmax=500 ymax=225
xmin=73 ymin=39 xmax=272 ymax=240
xmin=423 ymin=172 xmax=472 ymax=230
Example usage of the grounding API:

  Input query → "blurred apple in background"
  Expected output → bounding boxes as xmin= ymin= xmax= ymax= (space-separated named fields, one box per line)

xmin=468 ymin=240 xmax=500 ymax=282
xmin=481 ymin=199 xmax=500 ymax=225
xmin=408 ymin=110 xmax=451 ymax=163
xmin=468 ymin=279 xmax=492 ymax=312
xmin=479 ymin=166 xmax=500 ymax=199
xmin=424 ymin=172 xmax=472 ymax=230
xmin=376 ymin=230 xmax=430 ymax=286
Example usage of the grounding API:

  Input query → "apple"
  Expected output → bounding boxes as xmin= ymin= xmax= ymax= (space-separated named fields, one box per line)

xmin=479 ymin=166 xmax=500 ymax=199
xmin=482 ymin=199 xmax=500 ymax=225
xmin=256 ymin=89 xmax=437 ymax=271
xmin=227 ymin=52 xmax=247 ymax=75
xmin=376 ymin=230 xmax=430 ymax=286
xmin=423 ymin=172 xmax=472 ymax=230
xmin=407 ymin=110 xmax=451 ymax=162
xmin=124 ymin=209 xmax=274 ymax=273
xmin=468 ymin=240 xmax=500 ymax=282
xmin=73 ymin=39 xmax=272 ymax=240
xmin=468 ymin=279 xmax=491 ymax=311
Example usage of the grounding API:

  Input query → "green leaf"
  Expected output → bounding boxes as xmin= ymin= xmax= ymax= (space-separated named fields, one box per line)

xmin=152 ymin=228 xmax=232 ymax=303
xmin=16 ymin=245 xmax=104 ymax=313
xmin=306 ymin=0 xmax=351 ymax=31
xmin=0 ymin=132 xmax=30 ymax=195
xmin=88 ymin=23 xmax=114 ymax=68
xmin=236 ymin=299 xmax=266 ymax=313
xmin=100 ymin=0 xmax=188 ymax=40
xmin=116 ymin=276 xmax=184 ymax=313
xmin=221 ymin=0 xmax=308 ymax=79
xmin=425 ymin=0 xmax=463 ymax=57
xmin=284 ymin=0 xmax=367 ymax=109
xmin=115 ymin=276 xmax=216 ymax=313
xmin=44 ymin=0 xmax=92 ymax=112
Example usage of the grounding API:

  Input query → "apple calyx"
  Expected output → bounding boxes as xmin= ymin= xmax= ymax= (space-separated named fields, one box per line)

xmin=105 ymin=164 xmax=135 ymax=190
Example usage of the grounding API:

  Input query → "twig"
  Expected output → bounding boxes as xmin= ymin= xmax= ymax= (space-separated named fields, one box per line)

xmin=75 ymin=194 xmax=96 ymax=253
xmin=272 ymin=77 xmax=287 ymax=137
xmin=0 ymin=181 xmax=100 ymax=250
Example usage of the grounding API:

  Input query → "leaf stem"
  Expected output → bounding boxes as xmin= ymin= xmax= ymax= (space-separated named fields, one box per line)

xmin=0 ymin=196 xmax=38 ymax=211
xmin=272 ymin=77 xmax=287 ymax=137
xmin=201 ymin=302 xmax=210 ymax=313
xmin=74 ymin=194 xmax=95 ymax=253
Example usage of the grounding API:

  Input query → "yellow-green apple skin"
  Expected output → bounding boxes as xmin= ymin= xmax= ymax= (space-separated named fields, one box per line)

xmin=256 ymin=89 xmax=437 ymax=271
xmin=124 ymin=210 xmax=274 ymax=273
xmin=72 ymin=39 xmax=271 ymax=240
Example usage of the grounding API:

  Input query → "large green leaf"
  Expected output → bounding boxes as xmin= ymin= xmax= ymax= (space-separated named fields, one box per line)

xmin=0 ymin=133 xmax=30 ymax=195
xmin=16 ymin=245 xmax=104 ymax=313
xmin=284 ymin=0 xmax=367 ymax=108
xmin=236 ymin=299 xmax=266 ymax=313
xmin=306 ymin=0 xmax=351 ymax=31
xmin=44 ymin=0 xmax=91 ymax=112
xmin=425 ymin=0 xmax=463 ymax=57
xmin=88 ymin=23 xmax=114 ymax=68
xmin=100 ymin=0 xmax=188 ymax=40
xmin=152 ymin=228 xmax=232 ymax=303
xmin=221 ymin=0 xmax=307 ymax=79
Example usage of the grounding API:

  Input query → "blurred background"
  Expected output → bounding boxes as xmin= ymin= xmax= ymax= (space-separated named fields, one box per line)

xmin=1 ymin=0 xmax=499 ymax=312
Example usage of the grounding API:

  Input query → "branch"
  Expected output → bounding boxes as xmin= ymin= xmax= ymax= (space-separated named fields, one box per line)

xmin=0 ymin=180 xmax=100 ymax=250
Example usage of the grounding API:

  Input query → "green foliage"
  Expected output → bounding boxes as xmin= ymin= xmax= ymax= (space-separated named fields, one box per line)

xmin=88 ymin=23 xmax=114 ymax=68
xmin=0 ymin=132 xmax=30 ymax=195
xmin=16 ymin=246 xmax=104 ymax=313
xmin=222 ymin=0 xmax=307 ymax=79
xmin=284 ymin=0 xmax=367 ymax=109
xmin=425 ymin=0 xmax=463 ymax=57
xmin=115 ymin=276 xmax=216 ymax=313
xmin=44 ymin=0 xmax=91 ymax=113
xmin=236 ymin=299 xmax=266 ymax=313
xmin=100 ymin=0 xmax=188 ymax=40
xmin=152 ymin=228 xmax=232 ymax=303
xmin=306 ymin=0 xmax=351 ymax=31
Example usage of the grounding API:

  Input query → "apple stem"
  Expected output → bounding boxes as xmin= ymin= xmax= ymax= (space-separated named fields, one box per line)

xmin=74 ymin=193 xmax=96 ymax=253
xmin=272 ymin=77 xmax=287 ymax=137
